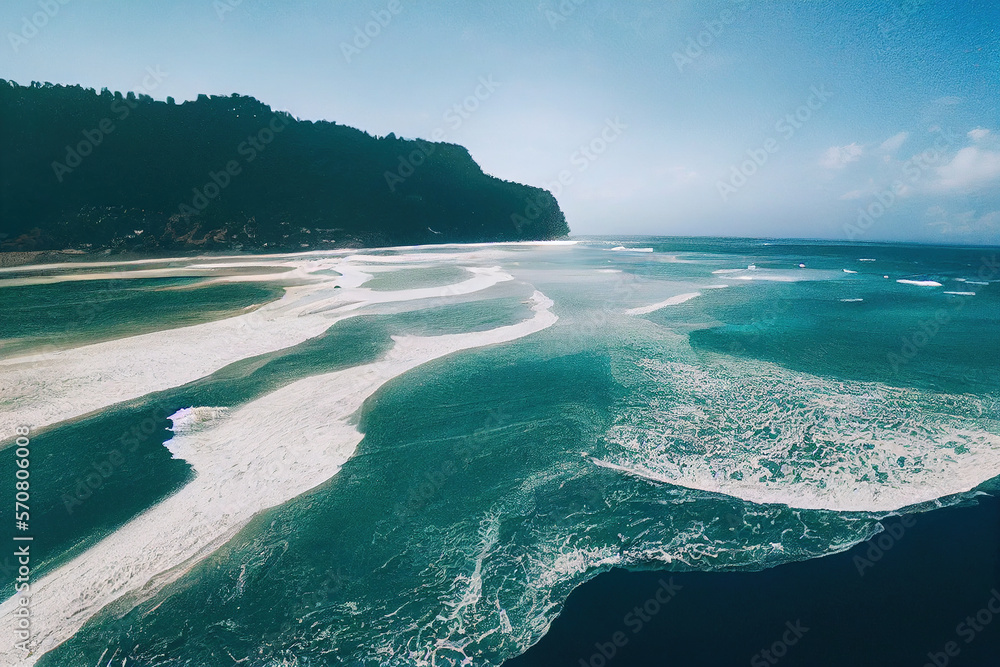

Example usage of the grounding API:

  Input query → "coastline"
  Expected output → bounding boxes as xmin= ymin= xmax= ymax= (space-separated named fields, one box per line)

xmin=0 ymin=239 xmax=577 ymax=271
xmin=506 ymin=493 xmax=1000 ymax=667
xmin=1 ymin=289 xmax=558 ymax=665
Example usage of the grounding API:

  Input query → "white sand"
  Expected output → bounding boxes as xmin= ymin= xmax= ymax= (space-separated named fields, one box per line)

xmin=625 ymin=292 xmax=702 ymax=315
xmin=0 ymin=292 xmax=557 ymax=665
xmin=0 ymin=258 xmax=512 ymax=438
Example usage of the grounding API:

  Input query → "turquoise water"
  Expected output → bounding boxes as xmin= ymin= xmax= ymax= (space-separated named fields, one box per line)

xmin=363 ymin=265 xmax=471 ymax=291
xmin=0 ymin=297 xmax=532 ymax=592
xmin=0 ymin=277 xmax=285 ymax=357
xmin=2 ymin=239 xmax=998 ymax=666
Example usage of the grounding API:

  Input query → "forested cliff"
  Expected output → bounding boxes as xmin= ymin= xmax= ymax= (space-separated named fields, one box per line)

xmin=0 ymin=80 xmax=568 ymax=252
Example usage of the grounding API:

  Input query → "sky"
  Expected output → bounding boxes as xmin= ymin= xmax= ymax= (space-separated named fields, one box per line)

xmin=1 ymin=0 xmax=998 ymax=244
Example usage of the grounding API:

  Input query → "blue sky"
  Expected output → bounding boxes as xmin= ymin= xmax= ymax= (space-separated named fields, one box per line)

xmin=1 ymin=0 xmax=998 ymax=243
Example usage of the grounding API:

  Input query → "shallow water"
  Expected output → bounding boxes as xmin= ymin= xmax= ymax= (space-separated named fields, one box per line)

xmin=1 ymin=238 xmax=997 ymax=666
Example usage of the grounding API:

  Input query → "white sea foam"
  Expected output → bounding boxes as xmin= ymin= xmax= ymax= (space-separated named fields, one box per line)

xmin=649 ymin=254 xmax=701 ymax=264
xmin=711 ymin=268 xmax=842 ymax=282
xmin=167 ymin=406 xmax=229 ymax=434
xmin=0 ymin=291 xmax=558 ymax=665
xmin=163 ymin=407 xmax=230 ymax=460
xmin=842 ymin=269 xmax=858 ymax=274
xmin=0 ymin=256 xmax=514 ymax=437
xmin=840 ymin=298 xmax=864 ymax=302
xmin=625 ymin=292 xmax=702 ymax=315
xmin=611 ymin=247 xmax=654 ymax=252
xmin=943 ymin=291 xmax=976 ymax=296
xmin=897 ymin=279 xmax=943 ymax=287
xmin=605 ymin=357 xmax=1000 ymax=513
xmin=533 ymin=543 xmax=622 ymax=589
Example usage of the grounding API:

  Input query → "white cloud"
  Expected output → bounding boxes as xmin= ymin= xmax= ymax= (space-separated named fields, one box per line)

xmin=925 ymin=207 xmax=1000 ymax=234
xmin=935 ymin=146 xmax=1000 ymax=191
xmin=820 ymin=143 xmax=864 ymax=169
xmin=658 ymin=164 xmax=698 ymax=185
xmin=838 ymin=175 xmax=914 ymax=201
xmin=980 ymin=210 xmax=1000 ymax=229
xmin=968 ymin=127 xmax=991 ymax=142
xmin=839 ymin=188 xmax=869 ymax=200
xmin=879 ymin=131 xmax=909 ymax=153
xmin=838 ymin=179 xmax=878 ymax=200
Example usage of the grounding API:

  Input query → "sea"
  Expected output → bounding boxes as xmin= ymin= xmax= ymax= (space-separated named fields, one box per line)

xmin=1 ymin=237 xmax=998 ymax=666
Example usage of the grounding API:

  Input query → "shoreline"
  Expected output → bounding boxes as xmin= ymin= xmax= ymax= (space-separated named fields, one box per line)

xmin=0 ymin=238 xmax=577 ymax=270
xmin=1 ymin=291 xmax=558 ymax=665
